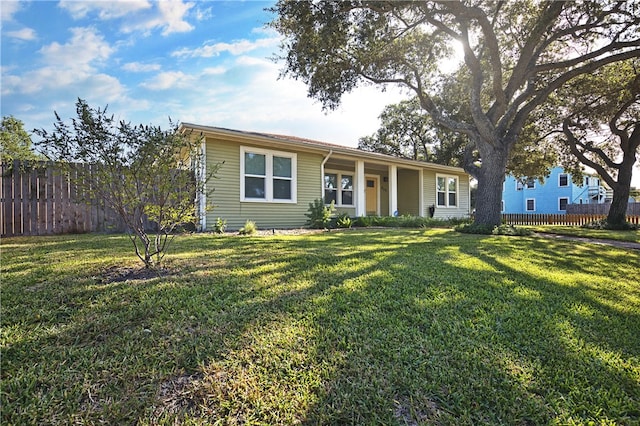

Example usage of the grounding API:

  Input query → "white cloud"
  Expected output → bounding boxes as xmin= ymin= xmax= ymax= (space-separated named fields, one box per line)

xmin=122 ymin=62 xmax=161 ymax=72
xmin=172 ymin=36 xmax=279 ymax=58
xmin=193 ymin=5 xmax=212 ymax=21
xmin=140 ymin=71 xmax=192 ymax=90
xmin=122 ymin=0 xmax=194 ymax=36
xmin=2 ymin=26 xmax=124 ymax=103
xmin=39 ymin=27 xmax=114 ymax=70
xmin=201 ymin=66 xmax=226 ymax=76
xmin=58 ymin=0 xmax=151 ymax=20
xmin=1 ymin=1 xmax=21 ymax=21
xmin=6 ymin=27 xmax=37 ymax=41
xmin=157 ymin=0 xmax=194 ymax=34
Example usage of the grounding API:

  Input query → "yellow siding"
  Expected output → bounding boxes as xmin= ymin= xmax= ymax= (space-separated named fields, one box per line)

xmin=423 ymin=171 xmax=471 ymax=219
xmin=205 ymin=138 xmax=324 ymax=230
xmin=398 ymin=169 xmax=420 ymax=216
xmin=202 ymin=134 xmax=471 ymax=228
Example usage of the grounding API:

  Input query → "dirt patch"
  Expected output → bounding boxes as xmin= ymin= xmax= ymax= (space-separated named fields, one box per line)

xmin=394 ymin=396 xmax=447 ymax=425
xmin=152 ymin=373 xmax=205 ymax=419
xmin=227 ymin=228 xmax=325 ymax=236
xmin=99 ymin=265 xmax=174 ymax=283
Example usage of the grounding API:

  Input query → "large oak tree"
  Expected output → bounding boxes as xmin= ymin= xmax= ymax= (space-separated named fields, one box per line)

xmin=270 ymin=1 xmax=640 ymax=226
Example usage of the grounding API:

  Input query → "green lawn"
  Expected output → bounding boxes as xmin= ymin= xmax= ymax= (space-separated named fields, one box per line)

xmin=527 ymin=225 xmax=640 ymax=243
xmin=2 ymin=229 xmax=639 ymax=425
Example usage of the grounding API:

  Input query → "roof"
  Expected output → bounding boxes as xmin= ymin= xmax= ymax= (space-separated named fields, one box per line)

xmin=180 ymin=123 xmax=468 ymax=176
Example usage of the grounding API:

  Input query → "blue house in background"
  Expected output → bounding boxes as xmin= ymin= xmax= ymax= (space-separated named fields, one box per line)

xmin=502 ymin=166 xmax=610 ymax=214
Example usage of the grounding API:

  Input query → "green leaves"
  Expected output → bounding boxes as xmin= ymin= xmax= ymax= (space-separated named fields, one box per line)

xmin=34 ymin=99 xmax=221 ymax=268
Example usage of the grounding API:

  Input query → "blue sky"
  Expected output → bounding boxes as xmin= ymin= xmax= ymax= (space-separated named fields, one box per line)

xmin=1 ymin=0 xmax=405 ymax=147
xmin=2 ymin=1 xmax=638 ymax=187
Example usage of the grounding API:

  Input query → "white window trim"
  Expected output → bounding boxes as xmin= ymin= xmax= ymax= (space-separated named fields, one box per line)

xmin=436 ymin=174 xmax=459 ymax=208
xmin=558 ymin=173 xmax=569 ymax=187
xmin=240 ymin=146 xmax=297 ymax=203
xmin=526 ymin=198 xmax=536 ymax=212
xmin=558 ymin=197 xmax=569 ymax=211
xmin=324 ymin=169 xmax=355 ymax=207
xmin=525 ymin=179 xmax=535 ymax=189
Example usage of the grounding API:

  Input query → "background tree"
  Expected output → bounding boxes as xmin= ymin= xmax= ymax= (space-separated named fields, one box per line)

xmin=35 ymin=99 xmax=220 ymax=270
xmin=1 ymin=116 xmax=43 ymax=163
xmin=557 ymin=60 xmax=640 ymax=228
xmin=271 ymin=1 xmax=640 ymax=227
xmin=358 ymin=98 xmax=436 ymax=162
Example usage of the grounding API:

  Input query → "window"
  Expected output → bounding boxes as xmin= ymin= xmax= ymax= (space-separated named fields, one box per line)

xmin=559 ymin=174 xmax=569 ymax=187
xmin=501 ymin=200 xmax=505 ymax=212
xmin=437 ymin=175 xmax=458 ymax=207
xmin=517 ymin=178 xmax=535 ymax=190
xmin=526 ymin=198 xmax=535 ymax=212
xmin=241 ymin=147 xmax=296 ymax=202
xmin=559 ymin=197 xmax=569 ymax=211
xmin=324 ymin=171 xmax=353 ymax=206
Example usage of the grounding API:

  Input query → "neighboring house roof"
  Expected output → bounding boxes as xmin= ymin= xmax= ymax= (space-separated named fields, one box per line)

xmin=180 ymin=123 xmax=468 ymax=176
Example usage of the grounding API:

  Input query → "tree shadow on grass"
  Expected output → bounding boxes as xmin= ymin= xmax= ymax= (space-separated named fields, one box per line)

xmin=2 ymin=230 xmax=639 ymax=424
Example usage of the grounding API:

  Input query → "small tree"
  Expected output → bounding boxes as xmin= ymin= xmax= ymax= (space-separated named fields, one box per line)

xmin=35 ymin=99 xmax=220 ymax=269
xmin=1 ymin=116 xmax=43 ymax=163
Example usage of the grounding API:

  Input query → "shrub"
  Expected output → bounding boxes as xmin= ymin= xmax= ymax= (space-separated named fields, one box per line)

xmin=455 ymin=223 xmax=495 ymax=235
xmin=213 ymin=217 xmax=227 ymax=234
xmin=582 ymin=219 xmax=639 ymax=231
xmin=353 ymin=215 xmax=470 ymax=228
xmin=354 ymin=216 xmax=375 ymax=227
xmin=492 ymin=224 xmax=533 ymax=236
xmin=335 ymin=213 xmax=353 ymax=229
xmin=238 ymin=220 xmax=257 ymax=235
xmin=455 ymin=223 xmax=532 ymax=236
xmin=305 ymin=198 xmax=335 ymax=229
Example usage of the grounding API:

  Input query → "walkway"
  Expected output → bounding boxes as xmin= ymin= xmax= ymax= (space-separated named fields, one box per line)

xmin=535 ymin=232 xmax=640 ymax=251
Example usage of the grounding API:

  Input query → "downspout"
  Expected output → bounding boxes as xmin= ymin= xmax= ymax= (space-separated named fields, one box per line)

xmin=320 ymin=149 xmax=333 ymax=200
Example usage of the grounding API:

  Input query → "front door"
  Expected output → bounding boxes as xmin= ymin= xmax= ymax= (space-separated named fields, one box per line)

xmin=365 ymin=176 xmax=379 ymax=215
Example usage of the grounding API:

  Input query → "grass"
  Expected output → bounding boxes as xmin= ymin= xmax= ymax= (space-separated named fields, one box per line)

xmin=527 ymin=225 xmax=640 ymax=243
xmin=2 ymin=229 xmax=639 ymax=425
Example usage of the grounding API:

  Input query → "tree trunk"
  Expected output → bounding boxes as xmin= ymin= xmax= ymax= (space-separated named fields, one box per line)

xmin=606 ymin=160 xmax=634 ymax=227
xmin=470 ymin=146 xmax=508 ymax=227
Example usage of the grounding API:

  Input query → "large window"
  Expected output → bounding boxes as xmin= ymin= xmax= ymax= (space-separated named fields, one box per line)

xmin=241 ymin=147 xmax=296 ymax=203
xmin=559 ymin=173 xmax=569 ymax=187
xmin=436 ymin=175 xmax=458 ymax=207
xmin=526 ymin=198 xmax=536 ymax=212
xmin=324 ymin=171 xmax=353 ymax=206
xmin=559 ymin=197 xmax=569 ymax=211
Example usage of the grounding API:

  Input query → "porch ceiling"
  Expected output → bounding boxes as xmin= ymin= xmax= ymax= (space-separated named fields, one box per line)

xmin=325 ymin=158 xmax=390 ymax=173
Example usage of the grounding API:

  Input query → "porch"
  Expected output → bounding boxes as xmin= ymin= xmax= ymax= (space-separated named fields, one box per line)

xmin=322 ymin=156 xmax=424 ymax=217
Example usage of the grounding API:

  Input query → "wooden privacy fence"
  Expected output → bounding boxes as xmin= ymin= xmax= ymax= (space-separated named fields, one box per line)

xmin=566 ymin=202 xmax=640 ymax=216
xmin=1 ymin=161 xmax=124 ymax=237
xmin=502 ymin=213 xmax=640 ymax=226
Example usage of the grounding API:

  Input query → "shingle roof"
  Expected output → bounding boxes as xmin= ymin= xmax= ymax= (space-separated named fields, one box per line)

xmin=180 ymin=123 xmax=468 ymax=175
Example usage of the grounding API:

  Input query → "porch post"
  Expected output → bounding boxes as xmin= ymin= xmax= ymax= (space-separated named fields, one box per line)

xmin=356 ymin=160 xmax=365 ymax=216
xmin=389 ymin=164 xmax=398 ymax=216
